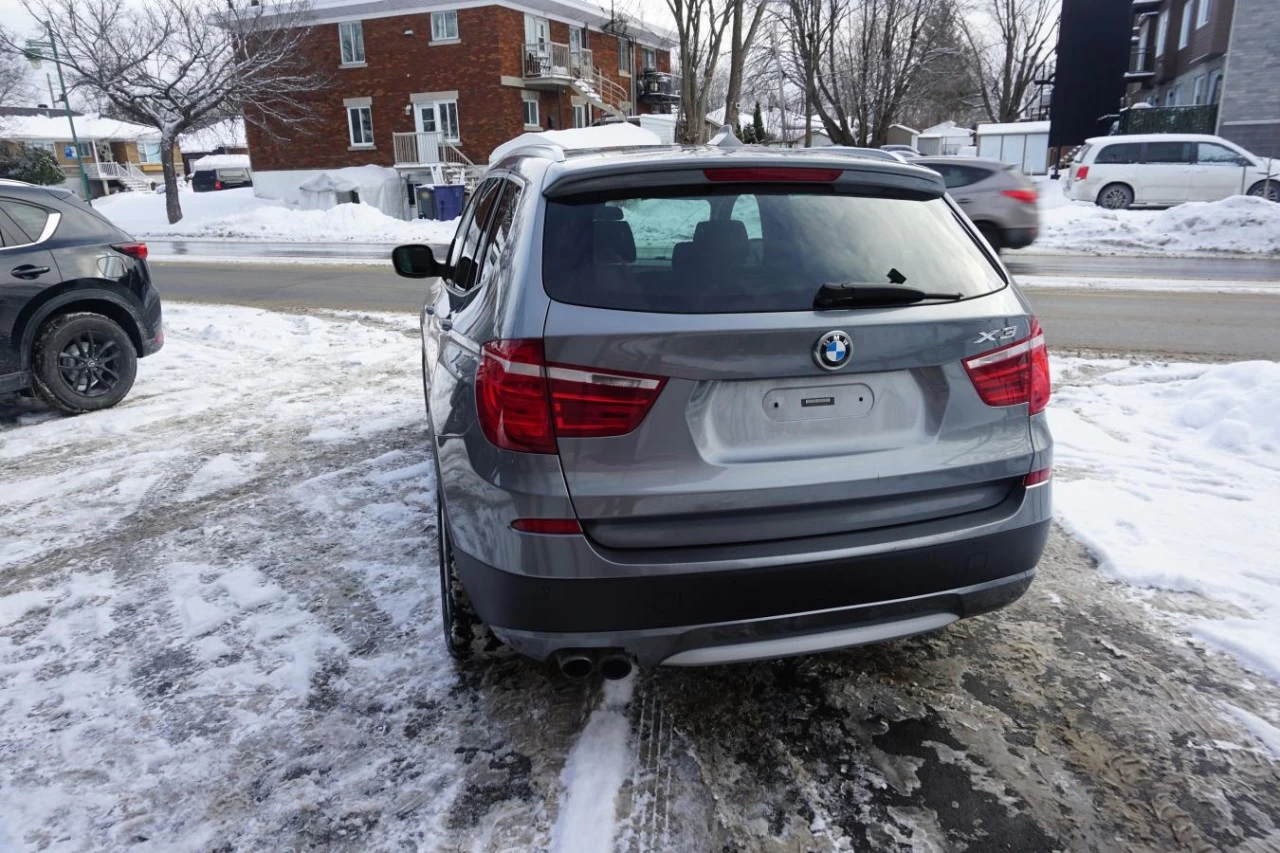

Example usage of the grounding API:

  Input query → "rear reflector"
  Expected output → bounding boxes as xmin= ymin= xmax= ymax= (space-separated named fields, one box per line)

xmin=476 ymin=339 xmax=666 ymax=454
xmin=511 ymin=518 xmax=583 ymax=534
xmin=703 ymin=167 xmax=842 ymax=183
xmin=1001 ymin=188 xmax=1038 ymax=204
xmin=963 ymin=318 xmax=1051 ymax=414
xmin=1076 ymin=166 xmax=1089 ymax=180
xmin=112 ymin=242 xmax=148 ymax=260
xmin=1024 ymin=467 xmax=1052 ymax=486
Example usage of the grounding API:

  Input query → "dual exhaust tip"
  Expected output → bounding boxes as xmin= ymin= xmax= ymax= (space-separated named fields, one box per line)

xmin=553 ymin=649 xmax=633 ymax=681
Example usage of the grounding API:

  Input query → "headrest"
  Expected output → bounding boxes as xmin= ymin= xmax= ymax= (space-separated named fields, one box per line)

xmin=693 ymin=219 xmax=749 ymax=254
xmin=593 ymin=220 xmax=636 ymax=263
xmin=594 ymin=206 xmax=624 ymax=221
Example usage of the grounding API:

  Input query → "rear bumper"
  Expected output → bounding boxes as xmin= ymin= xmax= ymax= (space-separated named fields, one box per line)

xmin=454 ymin=517 xmax=1050 ymax=666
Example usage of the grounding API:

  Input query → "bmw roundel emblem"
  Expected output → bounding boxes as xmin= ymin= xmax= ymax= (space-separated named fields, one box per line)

xmin=813 ymin=330 xmax=853 ymax=370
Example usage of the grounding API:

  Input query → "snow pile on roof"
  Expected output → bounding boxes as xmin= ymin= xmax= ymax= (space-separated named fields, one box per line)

xmin=1030 ymin=191 xmax=1280 ymax=256
xmin=178 ymin=118 xmax=247 ymax=153
xmin=919 ymin=120 xmax=972 ymax=139
xmin=94 ymin=186 xmax=458 ymax=243
xmin=1051 ymin=358 xmax=1280 ymax=682
xmin=0 ymin=113 xmax=159 ymax=142
xmin=489 ymin=123 xmax=662 ymax=164
xmin=977 ymin=120 xmax=1050 ymax=136
xmin=191 ymin=154 xmax=251 ymax=171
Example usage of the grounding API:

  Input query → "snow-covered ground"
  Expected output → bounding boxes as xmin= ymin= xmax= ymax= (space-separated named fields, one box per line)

xmin=3 ymin=304 xmax=1280 ymax=848
xmin=1028 ymin=179 xmax=1280 ymax=256
xmin=94 ymin=187 xmax=458 ymax=244
xmin=1050 ymin=358 xmax=1280 ymax=681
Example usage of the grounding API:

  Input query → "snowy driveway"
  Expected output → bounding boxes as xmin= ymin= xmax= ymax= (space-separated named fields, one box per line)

xmin=2 ymin=305 xmax=1279 ymax=851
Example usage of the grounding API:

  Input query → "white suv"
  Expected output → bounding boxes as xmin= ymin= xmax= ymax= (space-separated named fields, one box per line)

xmin=1066 ymin=133 xmax=1279 ymax=209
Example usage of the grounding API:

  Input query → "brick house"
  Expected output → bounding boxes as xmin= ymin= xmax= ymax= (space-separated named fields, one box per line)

xmin=0 ymin=108 xmax=180 ymax=196
xmin=1125 ymin=0 xmax=1279 ymax=156
xmin=247 ymin=0 xmax=677 ymax=205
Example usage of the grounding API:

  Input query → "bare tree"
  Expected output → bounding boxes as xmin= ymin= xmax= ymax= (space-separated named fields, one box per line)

xmin=773 ymin=0 xmax=844 ymax=146
xmin=959 ymin=0 xmax=1057 ymax=123
xmin=722 ymin=0 xmax=768 ymax=129
xmin=9 ymin=0 xmax=327 ymax=223
xmin=666 ymin=0 xmax=734 ymax=142
xmin=0 ymin=28 xmax=34 ymax=106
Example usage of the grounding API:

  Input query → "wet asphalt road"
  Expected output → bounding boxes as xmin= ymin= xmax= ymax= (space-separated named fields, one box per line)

xmin=149 ymin=259 xmax=1280 ymax=360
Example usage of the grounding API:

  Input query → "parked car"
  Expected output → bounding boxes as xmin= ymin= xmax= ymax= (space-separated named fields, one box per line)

xmin=1066 ymin=133 xmax=1280 ymax=209
xmin=915 ymin=156 xmax=1039 ymax=251
xmin=393 ymin=143 xmax=1052 ymax=678
xmin=191 ymin=165 xmax=253 ymax=193
xmin=881 ymin=144 xmax=922 ymax=159
xmin=0 ymin=180 xmax=162 ymax=413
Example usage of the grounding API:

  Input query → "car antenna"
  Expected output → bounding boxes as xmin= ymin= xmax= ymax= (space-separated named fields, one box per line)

xmin=708 ymin=124 xmax=743 ymax=148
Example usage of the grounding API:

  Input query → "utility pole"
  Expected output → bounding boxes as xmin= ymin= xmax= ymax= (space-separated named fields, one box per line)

xmin=25 ymin=24 xmax=93 ymax=204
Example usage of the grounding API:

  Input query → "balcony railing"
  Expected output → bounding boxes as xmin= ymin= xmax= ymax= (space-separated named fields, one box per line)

xmin=392 ymin=131 xmax=475 ymax=167
xmin=637 ymin=70 xmax=680 ymax=102
xmin=1126 ymin=47 xmax=1155 ymax=78
xmin=1119 ymin=104 xmax=1219 ymax=135
xmin=523 ymin=42 xmax=592 ymax=80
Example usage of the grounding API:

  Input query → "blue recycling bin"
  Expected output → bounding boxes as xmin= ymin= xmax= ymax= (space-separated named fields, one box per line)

xmin=433 ymin=184 xmax=465 ymax=221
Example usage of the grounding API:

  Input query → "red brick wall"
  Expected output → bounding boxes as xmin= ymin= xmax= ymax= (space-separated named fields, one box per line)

xmin=244 ymin=7 xmax=673 ymax=171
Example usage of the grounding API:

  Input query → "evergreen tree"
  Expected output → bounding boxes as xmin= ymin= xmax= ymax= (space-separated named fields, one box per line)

xmin=752 ymin=102 xmax=767 ymax=144
xmin=0 ymin=144 xmax=65 ymax=185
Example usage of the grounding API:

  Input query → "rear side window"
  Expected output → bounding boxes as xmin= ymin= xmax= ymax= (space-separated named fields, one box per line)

xmin=930 ymin=164 xmax=991 ymax=189
xmin=1143 ymin=141 xmax=1193 ymax=164
xmin=448 ymin=179 xmax=502 ymax=291
xmin=0 ymin=200 xmax=52 ymax=243
xmin=474 ymin=179 xmax=523 ymax=290
xmin=542 ymin=187 xmax=1004 ymax=314
xmin=1094 ymin=143 xmax=1141 ymax=164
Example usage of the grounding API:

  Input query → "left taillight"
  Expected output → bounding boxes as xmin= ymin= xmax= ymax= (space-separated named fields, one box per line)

xmin=963 ymin=318 xmax=1051 ymax=415
xmin=1001 ymin=188 xmax=1038 ymax=204
xmin=475 ymin=339 xmax=666 ymax=454
xmin=112 ymin=242 xmax=148 ymax=260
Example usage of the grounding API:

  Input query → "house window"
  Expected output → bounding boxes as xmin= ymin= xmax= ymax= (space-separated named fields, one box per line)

xmin=1166 ymin=85 xmax=1182 ymax=106
xmin=30 ymin=141 xmax=56 ymax=154
xmin=573 ymin=104 xmax=587 ymax=128
xmin=431 ymin=11 xmax=458 ymax=41
xmin=1156 ymin=9 xmax=1168 ymax=55
xmin=522 ymin=95 xmax=539 ymax=128
xmin=138 ymin=141 xmax=162 ymax=164
xmin=618 ymin=38 xmax=632 ymax=75
xmin=1208 ymin=70 xmax=1223 ymax=104
xmin=1178 ymin=1 xmax=1192 ymax=49
xmin=347 ymin=105 xmax=373 ymax=146
xmin=1192 ymin=74 xmax=1207 ymax=105
xmin=1196 ymin=0 xmax=1210 ymax=27
xmin=641 ymin=47 xmax=656 ymax=70
xmin=339 ymin=21 xmax=365 ymax=65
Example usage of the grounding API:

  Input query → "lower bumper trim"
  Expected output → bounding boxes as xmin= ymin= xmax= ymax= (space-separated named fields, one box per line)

xmin=663 ymin=611 xmax=958 ymax=665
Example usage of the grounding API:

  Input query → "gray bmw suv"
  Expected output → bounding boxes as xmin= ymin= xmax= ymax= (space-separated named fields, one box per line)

xmin=393 ymin=142 xmax=1052 ymax=679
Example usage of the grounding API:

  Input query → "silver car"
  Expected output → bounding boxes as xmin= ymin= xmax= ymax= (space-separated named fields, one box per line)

xmin=394 ymin=144 xmax=1053 ymax=679
xmin=914 ymin=157 xmax=1040 ymax=251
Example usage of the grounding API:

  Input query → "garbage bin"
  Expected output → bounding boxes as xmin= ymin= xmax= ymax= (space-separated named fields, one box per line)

xmin=433 ymin=184 xmax=465 ymax=221
xmin=414 ymin=184 xmax=436 ymax=220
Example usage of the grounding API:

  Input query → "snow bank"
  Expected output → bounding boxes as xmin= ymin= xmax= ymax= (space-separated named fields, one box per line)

xmin=1050 ymin=359 xmax=1280 ymax=682
xmin=191 ymin=154 xmax=251 ymax=171
xmin=1028 ymin=185 xmax=1280 ymax=256
xmin=94 ymin=186 xmax=458 ymax=244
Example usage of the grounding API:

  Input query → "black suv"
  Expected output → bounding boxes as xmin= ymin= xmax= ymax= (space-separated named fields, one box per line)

xmin=0 ymin=180 xmax=162 ymax=413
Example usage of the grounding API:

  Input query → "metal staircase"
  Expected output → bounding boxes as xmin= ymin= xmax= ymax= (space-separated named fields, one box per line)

xmin=82 ymin=161 xmax=155 ymax=192
xmin=570 ymin=68 xmax=629 ymax=120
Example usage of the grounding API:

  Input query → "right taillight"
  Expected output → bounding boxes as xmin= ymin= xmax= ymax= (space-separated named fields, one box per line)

xmin=1075 ymin=165 xmax=1089 ymax=180
xmin=475 ymin=339 xmax=666 ymax=454
xmin=963 ymin=318 xmax=1051 ymax=415
xmin=214 ymin=180 xmax=223 ymax=190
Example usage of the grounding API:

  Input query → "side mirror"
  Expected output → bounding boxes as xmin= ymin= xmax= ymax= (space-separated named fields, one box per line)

xmin=392 ymin=244 xmax=445 ymax=279
xmin=1237 ymin=156 xmax=1253 ymax=167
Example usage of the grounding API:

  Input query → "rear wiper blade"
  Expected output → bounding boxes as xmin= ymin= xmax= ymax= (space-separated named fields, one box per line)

xmin=814 ymin=282 xmax=963 ymax=309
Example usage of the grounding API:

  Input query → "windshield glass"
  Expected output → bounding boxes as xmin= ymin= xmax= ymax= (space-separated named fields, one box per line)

xmin=542 ymin=187 xmax=1004 ymax=313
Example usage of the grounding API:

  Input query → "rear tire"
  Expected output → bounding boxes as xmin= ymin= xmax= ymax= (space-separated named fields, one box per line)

xmin=977 ymin=223 xmax=1003 ymax=253
xmin=31 ymin=313 xmax=137 ymax=415
xmin=1247 ymin=180 xmax=1279 ymax=203
xmin=436 ymin=494 xmax=499 ymax=659
xmin=1096 ymin=183 xmax=1134 ymax=210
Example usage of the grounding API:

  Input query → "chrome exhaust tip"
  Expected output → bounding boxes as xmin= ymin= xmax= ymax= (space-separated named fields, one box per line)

xmin=553 ymin=650 xmax=595 ymax=680
xmin=598 ymin=653 xmax=633 ymax=681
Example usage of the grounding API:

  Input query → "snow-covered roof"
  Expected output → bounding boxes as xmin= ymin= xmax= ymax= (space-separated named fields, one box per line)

xmin=977 ymin=120 xmax=1050 ymax=137
xmin=0 ymin=113 xmax=160 ymax=142
xmin=269 ymin=0 xmax=675 ymax=46
xmin=180 ymin=119 xmax=247 ymax=154
xmin=489 ymin=123 xmax=662 ymax=164
xmin=889 ymin=123 xmax=919 ymax=133
xmin=192 ymin=154 xmax=252 ymax=172
xmin=918 ymin=120 xmax=972 ymax=139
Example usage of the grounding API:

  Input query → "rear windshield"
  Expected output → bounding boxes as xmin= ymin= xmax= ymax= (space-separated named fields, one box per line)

xmin=217 ymin=168 xmax=250 ymax=180
xmin=542 ymin=187 xmax=1004 ymax=313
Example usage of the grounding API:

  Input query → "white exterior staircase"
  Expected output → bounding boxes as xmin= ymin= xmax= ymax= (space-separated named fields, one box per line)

xmin=570 ymin=68 xmax=629 ymax=120
xmin=82 ymin=161 xmax=155 ymax=192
